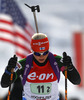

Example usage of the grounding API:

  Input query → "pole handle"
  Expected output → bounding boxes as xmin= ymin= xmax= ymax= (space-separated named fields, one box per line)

xmin=25 ymin=4 xmax=40 ymax=33
xmin=25 ymin=4 xmax=40 ymax=12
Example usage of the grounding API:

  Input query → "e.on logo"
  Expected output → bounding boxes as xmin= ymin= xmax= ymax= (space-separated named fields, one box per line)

xmin=28 ymin=72 xmax=54 ymax=80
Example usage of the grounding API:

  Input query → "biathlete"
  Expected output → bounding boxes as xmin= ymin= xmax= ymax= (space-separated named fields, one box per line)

xmin=1 ymin=33 xmax=81 ymax=100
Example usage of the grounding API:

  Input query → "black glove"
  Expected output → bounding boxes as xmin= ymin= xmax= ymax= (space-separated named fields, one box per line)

xmin=63 ymin=52 xmax=73 ymax=67
xmin=6 ymin=55 xmax=17 ymax=72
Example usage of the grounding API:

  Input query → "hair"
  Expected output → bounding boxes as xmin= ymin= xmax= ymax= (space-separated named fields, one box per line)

xmin=32 ymin=33 xmax=47 ymax=40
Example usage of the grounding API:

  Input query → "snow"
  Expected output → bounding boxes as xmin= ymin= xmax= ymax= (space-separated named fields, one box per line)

xmin=0 ymin=0 xmax=84 ymax=99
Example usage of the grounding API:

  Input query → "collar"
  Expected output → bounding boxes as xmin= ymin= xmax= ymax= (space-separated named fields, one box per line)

xmin=33 ymin=56 xmax=48 ymax=66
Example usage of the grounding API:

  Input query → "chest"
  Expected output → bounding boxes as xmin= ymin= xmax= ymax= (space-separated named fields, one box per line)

xmin=27 ymin=61 xmax=57 ymax=83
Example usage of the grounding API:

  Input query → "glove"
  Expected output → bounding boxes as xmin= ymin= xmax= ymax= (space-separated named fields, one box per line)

xmin=63 ymin=52 xmax=73 ymax=67
xmin=6 ymin=55 xmax=17 ymax=72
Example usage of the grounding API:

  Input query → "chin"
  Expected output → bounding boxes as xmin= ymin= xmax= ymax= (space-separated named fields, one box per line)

xmin=38 ymin=60 xmax=45 ymax=63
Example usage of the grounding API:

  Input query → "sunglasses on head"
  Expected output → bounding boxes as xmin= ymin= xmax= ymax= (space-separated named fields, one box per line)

xmin=33 ymin=50 xmax=49 ymax=56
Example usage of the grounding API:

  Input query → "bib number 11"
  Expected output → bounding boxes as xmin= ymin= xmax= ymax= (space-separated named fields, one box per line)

xmin=30 ymin=83 xmax=52 ymax=95
xmin=37 ymin=85 xmax=50 ymax=93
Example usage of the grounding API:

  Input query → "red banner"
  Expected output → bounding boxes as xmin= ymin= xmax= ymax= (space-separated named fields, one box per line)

xmin=74 ymin=32 xmax=84 ymax=87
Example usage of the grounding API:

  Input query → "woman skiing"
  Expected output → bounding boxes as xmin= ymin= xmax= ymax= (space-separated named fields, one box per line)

xmin=1 ymin=33 xmax=81 ymax=100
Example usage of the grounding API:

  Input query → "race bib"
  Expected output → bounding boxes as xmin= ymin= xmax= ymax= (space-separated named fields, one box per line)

xmin=30 ymin=83 xmax=52 ymax=95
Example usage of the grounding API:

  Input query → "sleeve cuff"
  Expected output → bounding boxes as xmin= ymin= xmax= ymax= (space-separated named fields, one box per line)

xmin=5 ymin=70 xmax=11 ymax=75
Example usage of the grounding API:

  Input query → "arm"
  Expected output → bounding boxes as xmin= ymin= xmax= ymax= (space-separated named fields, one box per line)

xmin=1 ymin=55 xmax=17 ymax=87
xmin=62 ymin=65 xmax=81 ymax=85
xmin=1 ymin=57 xmax=26 ymax=88
xmin=55 ymin=54 xmax=81 ymax=85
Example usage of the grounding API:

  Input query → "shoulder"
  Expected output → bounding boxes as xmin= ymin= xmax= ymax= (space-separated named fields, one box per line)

xmin=19 ymin=57 xmax=26 ymax=61
xmin=53 ymin=54 xmax=62 ymax=59
xmin=18 ymin=58 xmax=26 ymax=68
xmin=49 ymin=52 xmax=62 ymax=61
xmin=53 ymin=54 xmax=63 ymax=69
xmin=19 ymin=58 xmax=26 ymax=63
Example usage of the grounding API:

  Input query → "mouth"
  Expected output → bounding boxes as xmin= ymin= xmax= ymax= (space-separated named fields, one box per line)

xmin=39 ymin=59 xmax=44 ymax=61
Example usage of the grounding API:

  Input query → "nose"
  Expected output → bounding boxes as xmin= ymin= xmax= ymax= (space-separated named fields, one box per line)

xmin=40 ymin=55 xmax=44 ymax=57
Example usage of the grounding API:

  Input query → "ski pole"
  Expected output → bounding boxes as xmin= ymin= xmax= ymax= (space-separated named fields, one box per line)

xmin=63 ymin=52 xmax=67 ymax=100
xmin=7 ymin=55 xmax=17 ymax=100
xmin=7 ymin=69 xmax=14 ymax=100
xmin=65 ymin=66 xmax=67 ymax=100
xmin=25 ymin=4 xmax=40 ymax=33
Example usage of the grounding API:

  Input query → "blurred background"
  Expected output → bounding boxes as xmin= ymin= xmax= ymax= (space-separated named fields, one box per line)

xmin=0 ymin=0 xmax=84 ymax=100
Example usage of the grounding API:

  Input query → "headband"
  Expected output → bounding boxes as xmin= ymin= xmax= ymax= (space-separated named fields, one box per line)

xmin=31 ymin=37 xmax=49 ymax=52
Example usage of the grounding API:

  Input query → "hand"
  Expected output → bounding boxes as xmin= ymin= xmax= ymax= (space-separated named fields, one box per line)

xmin=63 ymin=52 xmax=73 ymax=67
xmin=7 ymin=55 xmax=17 ymax=71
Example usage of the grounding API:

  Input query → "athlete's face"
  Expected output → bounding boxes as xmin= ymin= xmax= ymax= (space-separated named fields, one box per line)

xmin=33 ymin=50 xmax=49 ymax=63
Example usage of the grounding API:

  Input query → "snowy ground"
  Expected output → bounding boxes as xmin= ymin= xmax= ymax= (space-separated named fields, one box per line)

xmin=0 ymin=0 xmax=84 ymax=99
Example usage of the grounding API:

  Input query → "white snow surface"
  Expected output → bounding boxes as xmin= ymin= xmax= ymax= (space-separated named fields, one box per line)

xmin=0 ymin=0 xmax=84 ymax=99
